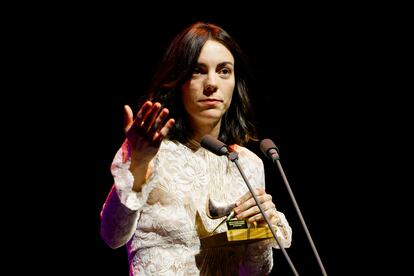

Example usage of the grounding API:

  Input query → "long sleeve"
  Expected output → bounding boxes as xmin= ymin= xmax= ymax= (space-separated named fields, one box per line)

xmin=100 ymin=185 xmax=140 ymax=249
xmin=99 ymin=140 xmax=293 ymax=275
xmin=242 ymin=211 xmax=292 ymax=275
xmin=100 ymin=140 xmax=154 ymax=249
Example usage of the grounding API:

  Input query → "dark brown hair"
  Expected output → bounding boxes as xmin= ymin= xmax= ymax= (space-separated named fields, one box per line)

xmin=146 ymin=22 xmax=258 ymax=146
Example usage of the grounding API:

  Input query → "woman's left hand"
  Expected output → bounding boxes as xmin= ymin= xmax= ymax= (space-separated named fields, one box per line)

xmin=233 ymin=188 xmax=280 ymax=226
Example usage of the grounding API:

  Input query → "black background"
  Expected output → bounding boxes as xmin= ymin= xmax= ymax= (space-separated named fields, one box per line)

xmin=13 ymin=4 xmax=409 ymax=275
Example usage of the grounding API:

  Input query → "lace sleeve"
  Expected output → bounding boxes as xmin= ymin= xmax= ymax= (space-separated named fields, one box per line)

xmin=100 ymin=185 xmax=140 ymax=249
xmin=100 ymin=140 xmax=154 ymax=249
xmin=271 ymin=211 xmax=292 ymax=249
xmin=241 ymin=213 xmax=292 ymax=276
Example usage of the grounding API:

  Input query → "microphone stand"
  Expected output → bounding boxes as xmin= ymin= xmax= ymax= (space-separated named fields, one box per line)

xmin=227 ymin=151 xmax=300 ymax=276
xmin=271 ymin=154 xmax=328 ymax=276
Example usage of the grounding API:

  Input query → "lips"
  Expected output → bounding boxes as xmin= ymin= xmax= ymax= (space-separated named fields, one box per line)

xmin=199 ymin=98 xmax=223 ymax=103
xmin=199 ymin=99 xmax=223 ymax=107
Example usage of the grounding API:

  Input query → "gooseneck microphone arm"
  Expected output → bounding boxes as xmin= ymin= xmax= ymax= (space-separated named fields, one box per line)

xmin=201 ymin=135 xmax=299 ymax=276
xmin=260 ymin=139 xmax=328 ymax=276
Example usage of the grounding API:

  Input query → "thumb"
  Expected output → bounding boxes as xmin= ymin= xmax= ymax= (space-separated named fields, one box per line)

xmin=123 ymin=105 xmax=134 ymax=134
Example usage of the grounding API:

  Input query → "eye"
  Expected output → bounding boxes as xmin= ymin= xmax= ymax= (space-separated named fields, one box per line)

xmin=192 ymin=66 xmax=202 ymax=75
xmin=218 ymin=67 xmax=232 ymax=78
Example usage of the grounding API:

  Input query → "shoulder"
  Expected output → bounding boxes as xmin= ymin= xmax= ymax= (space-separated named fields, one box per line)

xmin=230 ymin=144 xmax=263 ymax=165
xmin=159 ymin=139 xmax=190 ymax=150
xmin=157 ymin=139 xmax=187 ymax=156
xmin=160 ymin=139 xmax=180 ymax=150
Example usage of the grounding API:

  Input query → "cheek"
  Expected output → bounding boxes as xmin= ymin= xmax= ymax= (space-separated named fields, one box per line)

xmin=189 ymin=81 xmax=203 ymax=93
xmin=186 ymin=83 xmax=202 ymax=99
xmin=223 ymin=83 xmax=235 ymax=102
xmin=181 ymin=86 xmax=199 ymax=112
xmin=181 ymin=92 xmax=191 ymax=112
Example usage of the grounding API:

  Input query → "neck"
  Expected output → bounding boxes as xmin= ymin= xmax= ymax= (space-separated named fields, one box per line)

xmin=191 ymin=120 xmax=221 ymax=141
xmin=187 ymin=121 xmax=221 ymax=151
xmin=186 ymin=137 xmax=201 ymax=151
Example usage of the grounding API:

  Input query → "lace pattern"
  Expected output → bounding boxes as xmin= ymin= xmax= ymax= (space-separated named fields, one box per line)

xmin=101 ymin=140 xmax=292 ymax=275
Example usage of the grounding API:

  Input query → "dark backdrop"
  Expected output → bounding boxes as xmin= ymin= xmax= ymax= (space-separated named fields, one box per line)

xmin=19 ymin=5 xmax=407 ymax=276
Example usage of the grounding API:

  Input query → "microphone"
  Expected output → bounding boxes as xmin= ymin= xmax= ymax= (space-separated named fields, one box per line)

xmin=200 ymin=134 xmax=229 ymax=156
xmin=260 ymin=138 xmax=280 ymax=161
xmin=260 ymin=138 xmax=328 ymax=276
xmin=200 ymin=135 xmax=299 ymax=276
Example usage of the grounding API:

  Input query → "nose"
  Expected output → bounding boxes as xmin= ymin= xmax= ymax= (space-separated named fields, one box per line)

xmin=204 ymin=71 xmax=218 ymax=94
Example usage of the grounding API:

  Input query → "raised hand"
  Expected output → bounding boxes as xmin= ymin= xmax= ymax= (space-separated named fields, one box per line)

xmin=122 ymin=101 xmax=175 ymax=191
xmin=124 ymin=101 xmax=175 ymax=163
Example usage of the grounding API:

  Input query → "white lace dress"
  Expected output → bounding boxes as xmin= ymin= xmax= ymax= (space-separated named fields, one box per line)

xmin=101 ymin=140 xmax=292 ymax=275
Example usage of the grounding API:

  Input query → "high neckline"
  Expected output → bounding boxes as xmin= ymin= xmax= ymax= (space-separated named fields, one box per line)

xmin=185 ymin=138 xmax=201 ymax=152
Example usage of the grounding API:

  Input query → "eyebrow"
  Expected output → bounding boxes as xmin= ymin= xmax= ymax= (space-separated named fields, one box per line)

xmin=196 ymin=61 xmax=234 ymax=67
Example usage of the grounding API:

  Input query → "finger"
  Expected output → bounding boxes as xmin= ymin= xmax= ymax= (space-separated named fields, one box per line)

xmin=248 ymin=213 xmax=264 ymax=223
xmin=235 ymin=188 xmax=265 ymax=206
xmin=147 ymin=106 xmax=169 ymax=138
xmin=248 ymin=211 xmax=274 ymax=223
xmin=123 ymin=105 xmax=134 ymax=133
xmin=153 ymin=118 xmax=175 ymax=144
xmin=243 ymin=202 xmax=276 ymax=222
xmin=235 ymin=193 xmax=271 ymax=214
xmin=254 ymin=208 xmax=280 ymax=225
xmin=154 ymin=108 xmax=171 ymax=132
xmin=141 ymin=102 xmax=162 ymax=132
xmin=237 ymin=205 xmax=260 ymax=220
xmin=235 ymin=199 xmax=274 ymax=220
xmin=136 ymin=101 xmax=153 ymax=124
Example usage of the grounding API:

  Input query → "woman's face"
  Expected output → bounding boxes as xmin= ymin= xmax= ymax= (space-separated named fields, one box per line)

xmin=181 ymin=39 xmax=235 ymax=133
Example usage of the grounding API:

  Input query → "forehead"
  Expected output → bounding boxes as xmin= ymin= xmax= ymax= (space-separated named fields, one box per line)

xmin=197 ymin=40 xmax=234 ymax=64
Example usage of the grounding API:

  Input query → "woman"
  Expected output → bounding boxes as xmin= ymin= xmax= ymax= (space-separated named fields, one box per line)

xmin=101 ymin=21 xmax=292 ymax=275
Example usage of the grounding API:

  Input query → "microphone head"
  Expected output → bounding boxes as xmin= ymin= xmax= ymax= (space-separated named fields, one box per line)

xmin=260 ymin=138 xmax=280 ymax=160
xmin=200 ymin=134 xmax=229 ymax=156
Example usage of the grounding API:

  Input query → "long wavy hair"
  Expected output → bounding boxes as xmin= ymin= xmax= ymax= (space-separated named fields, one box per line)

xmin=145 ymin=22 xmax=258 ymax=146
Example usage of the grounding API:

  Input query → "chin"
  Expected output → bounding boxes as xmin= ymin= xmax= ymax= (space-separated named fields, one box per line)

xmin=200 ymin=109 xmax=224 ymax=120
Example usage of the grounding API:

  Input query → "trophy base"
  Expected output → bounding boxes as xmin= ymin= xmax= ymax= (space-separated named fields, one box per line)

xmin=200 ymin=225 xmax=276 ymax=249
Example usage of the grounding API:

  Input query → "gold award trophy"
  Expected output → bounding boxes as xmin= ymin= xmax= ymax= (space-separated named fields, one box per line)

xmin=201 ymin=197 xmax=276 ymax=248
